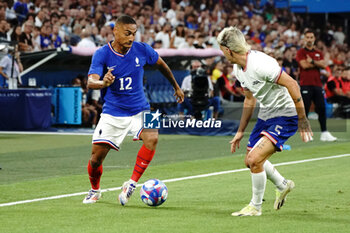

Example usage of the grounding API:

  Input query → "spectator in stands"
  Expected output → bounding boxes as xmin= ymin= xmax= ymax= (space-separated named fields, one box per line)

xmin=94 ymin=10 xmax=106 ymax=30
xmin=282 ymin=46 xmax=298 ymax=80
xmin=70 ymin=24 xmax=82 ymax=46
xmin=333 ymin=26 xmax=346 ymax=45
xmin=193 ymin=34 xmax=206 ymax=49
xmin=34 ymin=9 xmax=46 ymax=28
xmin=19 ymin=20 xmax=34 ymax=51
xmin=178 ymin=34 xmax=195 ymax=49
xmin=155 ymin=23 xmax=171 ymax=48
xmin=0 ymin=45 xmax=23 ymax=89
xmin=11 ymin=25 xmax=22 ymax=43
xmin=31 ymin=26 xmax=41 ymax=51
xmin=170 ymin=23 xmax=186 ymax=49
xmin=13 ymin=0 xmax=28 ymax=24
xmin=210 ymin=60 xmax=223 ymax=84
xmin=77 ymin=27 xmax=96 ymax=48
xmin=296 ymin=30 xmax=337 ymax=141
xmin=185 ymin=13 xmax=198 ymax=30
xmin=51 ymin=24 xmax=62 ymax=48
xmin=217 ymin=63 xmax=245 ymax=102
xmin=283 ymin=23 xmax=298 ymax=39
xmin=39 ymin=24 xmax=52 ymax=50
xmin=0 ymin=19 xmax=10 ymax=41
xmin=326 ymin=65 xmax=350 ymax=104
xmin=50 ymin=12 xmax=59 ymax=26
xmin=153 ymin=40 xmax=163 ymax=49
xmin=58 ymin=14 xmax=69 ymax=43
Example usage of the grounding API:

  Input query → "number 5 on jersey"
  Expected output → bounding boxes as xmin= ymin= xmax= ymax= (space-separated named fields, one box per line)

xmin=275 ymin=125 xmax=283 ymax=135
xmin=119 ymin=77 xmax=132 ymax=90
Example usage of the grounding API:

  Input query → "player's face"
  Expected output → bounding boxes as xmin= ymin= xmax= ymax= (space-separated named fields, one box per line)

xmin=304 ymin=32 xmax=315 ymax=48
xmin=114 ymin=23 xmax=137 ymax=49
xmin=219 ymin=45 xmax=234 ymax=63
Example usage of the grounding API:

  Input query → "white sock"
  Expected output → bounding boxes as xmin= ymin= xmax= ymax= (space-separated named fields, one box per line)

xmin=250 ymin=171 xmax=266 ymax=209
xmin=264 ymin=160 xmax=287 ymax=191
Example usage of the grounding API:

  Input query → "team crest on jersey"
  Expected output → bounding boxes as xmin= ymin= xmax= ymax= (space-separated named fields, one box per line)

xmin=135 ymin=57 xmax=140 ymax=67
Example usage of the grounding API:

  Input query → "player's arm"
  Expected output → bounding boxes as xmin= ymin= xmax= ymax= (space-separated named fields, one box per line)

xmin=299 ymin=58 xmax=315 ymax=70
xmin=88 ymin=69 xmax=115 ymax=89
xmin=155 ymin=57 xmax=184 ymax=103
xmin=299 ymin=55 xmax=326 ymax=70
xmin=230 ymin=89 xmax=256 ymax=153
xmin=277 ymin=71 xmax=313 ymax=142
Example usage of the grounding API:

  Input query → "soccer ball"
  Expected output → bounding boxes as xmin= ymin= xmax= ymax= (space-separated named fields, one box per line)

xmin=140 ymin=179 xmax=168 ymax=206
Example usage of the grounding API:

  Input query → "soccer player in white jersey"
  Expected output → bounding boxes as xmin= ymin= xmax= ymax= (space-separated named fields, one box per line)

xmin=217 ymin=26 xmax=313 ymax=216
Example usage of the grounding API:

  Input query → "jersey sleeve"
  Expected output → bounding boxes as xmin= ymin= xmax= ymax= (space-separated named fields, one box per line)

xmin=257 ymin=55 xmax=282 ymax=83
xmin=143 ymin=43 xmax=159 ymax=65
xmin=88 ymin=48 xmax=105 ymax=78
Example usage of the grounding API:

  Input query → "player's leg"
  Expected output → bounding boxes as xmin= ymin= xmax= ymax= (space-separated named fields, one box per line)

xmin=132 ymin=128 xmax=158 ymax=181
xmin=83 ymin=144 xmax=110 ymax=204
xmin=262 ymin=116 xmax=298 ymax=210
xmin=84 ymin=113 xmax=126 ymax=204
xmin=232 ymin=136 xmax=275 ymax=216
xmin=118 ymin=129 xmax=158 ymax=205
xmin=263 ymin=159 xmax=295 ymax=210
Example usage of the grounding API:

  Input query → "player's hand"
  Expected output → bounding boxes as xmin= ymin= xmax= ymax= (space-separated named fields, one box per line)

xmin=306 ymin=55 xmax=313 ymax=64
xmin=230 ymin=132 xmax=244 ymax=153
xmin=298 ymin=116 xmax=313 ymax=142
xmin=174 ymin=87 xmax=184 ymax=103
xmin=103 ymin=68 xmax=115 ymax=87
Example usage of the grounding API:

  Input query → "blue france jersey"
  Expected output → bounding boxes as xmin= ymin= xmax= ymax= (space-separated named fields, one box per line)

xmin=88 ymin=41 xmax=159 ymax=116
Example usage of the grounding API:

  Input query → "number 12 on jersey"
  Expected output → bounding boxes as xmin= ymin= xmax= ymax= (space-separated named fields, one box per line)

xmin=119 ymin=77 xmax=132 ymax=90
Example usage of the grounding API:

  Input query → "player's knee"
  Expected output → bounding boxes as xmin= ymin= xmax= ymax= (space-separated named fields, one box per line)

xmin=144 ymin=134 xmax=158 ymax=150
xmin=246 ymin=157 xmax=261 ymax=171
xmin=149 ymin=135 xmax=158 ymax=146
xmin=90 ymin=150 xmax=105 ymax=167
xmin=90 ymin=157 xmax=102 ymax=168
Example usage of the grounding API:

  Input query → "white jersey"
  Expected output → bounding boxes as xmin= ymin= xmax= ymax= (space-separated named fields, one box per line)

xmin=233 ymin=50 xmax=297 ymax=120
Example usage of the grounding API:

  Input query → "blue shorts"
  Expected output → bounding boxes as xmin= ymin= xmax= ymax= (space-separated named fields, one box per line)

xmin=247 ymin=116 xmax=298 ymax=152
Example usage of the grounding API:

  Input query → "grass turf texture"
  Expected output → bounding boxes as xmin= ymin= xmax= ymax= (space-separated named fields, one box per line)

xmin=0 ymin=119 xmax=349 ymax=233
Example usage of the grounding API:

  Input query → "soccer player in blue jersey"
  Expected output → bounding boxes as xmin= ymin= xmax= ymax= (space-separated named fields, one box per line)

xmin=83 ymin=15 xmax=184 ymax=205
xmin=217 ymin=26 xmax=313 ymax=216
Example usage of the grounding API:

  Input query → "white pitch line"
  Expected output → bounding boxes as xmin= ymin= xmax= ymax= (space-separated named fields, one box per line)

xmin=1 ymin=153 xmax=349 ymax=207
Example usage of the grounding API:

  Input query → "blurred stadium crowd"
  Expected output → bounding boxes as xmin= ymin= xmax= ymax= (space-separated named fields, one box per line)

xmin=0 ymin=0 xmax=349 ymax=124
xmin=0 ymin=0 xmax=348 ymax=63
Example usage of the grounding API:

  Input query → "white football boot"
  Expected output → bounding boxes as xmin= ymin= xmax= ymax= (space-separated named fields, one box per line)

xmin=274 ymin=180 xmax=295 ymax=210
xmin=83 ymin=189 xmax=101 ymax=204
xmin=232 ymin=204 xmax=262 ymax=216
xmin=118 ymin=179 xmax=137 ymax=206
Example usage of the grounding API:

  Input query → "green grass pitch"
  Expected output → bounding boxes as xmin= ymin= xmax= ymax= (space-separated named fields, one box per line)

xmin=0 ymin=119 xmax=350 ymax=233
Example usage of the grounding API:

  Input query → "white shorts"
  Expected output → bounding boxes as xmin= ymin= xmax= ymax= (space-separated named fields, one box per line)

xmin=92 ymin=113 xmax=144 ymax=150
